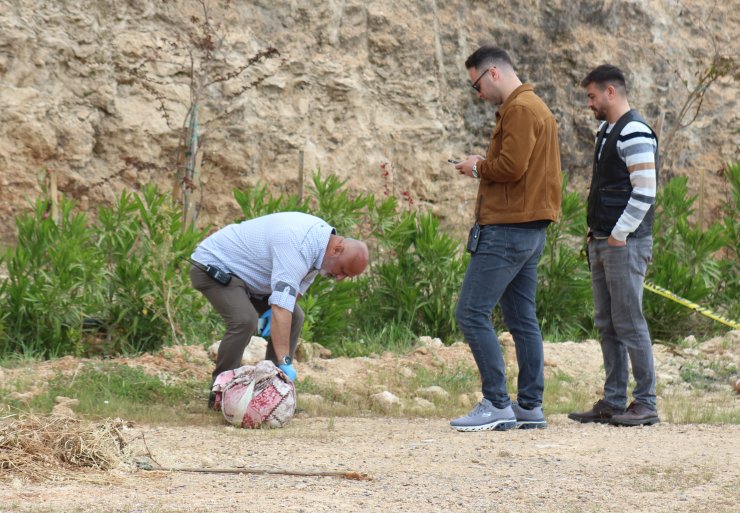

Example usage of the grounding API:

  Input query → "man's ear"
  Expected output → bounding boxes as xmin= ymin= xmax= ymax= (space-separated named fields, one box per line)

xmin=606 ymin=84 xmax=617 ymax=100
xmin=330 ymin=237 xmax=345 ymax=256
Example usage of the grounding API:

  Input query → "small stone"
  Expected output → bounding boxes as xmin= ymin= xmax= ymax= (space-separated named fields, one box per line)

xmin=209 ymin=337 xmax=268 ymax=365
xmin=9 ymin=391 xmax=34 ymax=403
xmin=399 ymin=367 xmax=415 ymax=378
xmin=207 ymin=341 xmax=220 ymax=362
xmin=417 ymin=385 xmax=449 ymax=399
xmin=51 ymin=405 xmax=76 ymax=418
xmin=683 ymin=335 xmax=697 ymax=346
xmin=417 ymin=336 xmax=444 ymax=349
xmin=498 ymin=332 xmax=514 ymax=346
xmin=295 ymin=341 xmax=332 ymax=362
xmin=414 ymin=346 xmax=429 ymax=355
xmin=242 ymin=337 xmax=268 ymax=364
xmin=54 ymin=396 xmax=79 ymax=407
xmin=370 ymin=391 xmax=401 ymax=410
xmin=457 ymin=394 xmax=471 ymax=408
xmin=412 ymin=397 xmax=434 ymax=410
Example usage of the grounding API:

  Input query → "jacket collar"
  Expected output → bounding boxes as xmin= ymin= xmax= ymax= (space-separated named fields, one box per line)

xmin=497 ymin=84 xmax=534 ymax=119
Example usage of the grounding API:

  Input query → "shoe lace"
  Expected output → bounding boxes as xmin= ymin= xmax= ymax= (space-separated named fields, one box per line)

xmin=625 ymin=401 xmax=640 ymax=413
xmin=469 ymin=400 xmax=488 ymax=416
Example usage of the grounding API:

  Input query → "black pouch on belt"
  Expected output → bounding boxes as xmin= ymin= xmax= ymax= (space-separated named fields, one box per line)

xmin=188 ymin=258 xmax=232 ymax=285
xmin=466 ymin=223 xmax=481 ymax=254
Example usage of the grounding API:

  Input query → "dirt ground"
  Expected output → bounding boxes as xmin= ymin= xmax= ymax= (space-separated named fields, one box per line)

xmin=0 ymin=417 xmax=738 ymax=513
xmin=1 ymin=333 xmax=738 ymax=513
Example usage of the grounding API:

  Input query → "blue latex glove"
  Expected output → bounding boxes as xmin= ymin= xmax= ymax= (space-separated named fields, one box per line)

xmin=278 ymin=363 xmax=297 ymax=381
xmin=259 ymin=308 xmax=272 ymax=337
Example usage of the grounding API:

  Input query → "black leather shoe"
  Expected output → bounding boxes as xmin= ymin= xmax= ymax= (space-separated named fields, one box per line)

xmin=568 ymin=399 xmax=625 ymax=424
xmin=609 ymin=401 xmax=660 ymax=426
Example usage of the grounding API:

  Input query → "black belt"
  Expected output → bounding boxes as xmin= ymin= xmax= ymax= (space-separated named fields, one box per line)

xmin=187 ymin=257 xmax=232 ymax=285
xmin=187 ymin=257 xmax=209 ymax=272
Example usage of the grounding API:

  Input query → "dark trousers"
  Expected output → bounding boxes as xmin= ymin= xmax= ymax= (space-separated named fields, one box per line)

xmin=456 ymin=225 xmax=547 ymax=409
xmin=189 ymin=266 xmax=304 ymax=382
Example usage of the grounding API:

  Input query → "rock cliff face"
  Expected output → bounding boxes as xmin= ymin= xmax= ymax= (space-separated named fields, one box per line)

xmin=1 ymin=0 xmax=737 ymax=242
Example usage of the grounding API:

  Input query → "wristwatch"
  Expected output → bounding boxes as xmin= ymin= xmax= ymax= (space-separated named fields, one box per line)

xmin=472 ymin=162 xmax=480 ymax=179
xmin=279 ymin=355 xmax=293 ymax=366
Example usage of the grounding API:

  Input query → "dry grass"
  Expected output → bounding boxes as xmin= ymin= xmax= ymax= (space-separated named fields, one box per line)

xmin=0 ymin=409 xmax=131 ymax=482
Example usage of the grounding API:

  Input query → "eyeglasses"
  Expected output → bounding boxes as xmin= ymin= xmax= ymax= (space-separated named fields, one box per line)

xmin=471 ymin=67 xmax=494 ymax=92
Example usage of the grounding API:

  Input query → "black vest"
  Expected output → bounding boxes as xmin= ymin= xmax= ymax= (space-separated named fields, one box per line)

xmin=587 ymin=109 xmax=659 ymax=239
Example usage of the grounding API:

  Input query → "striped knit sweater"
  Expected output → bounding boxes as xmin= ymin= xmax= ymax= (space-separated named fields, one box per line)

xmin=596 ymin=120 xmax=658 ymax=241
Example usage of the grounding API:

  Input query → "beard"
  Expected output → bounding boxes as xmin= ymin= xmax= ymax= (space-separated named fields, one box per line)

xmin=591 ymin=107 xmax=607 ymax=121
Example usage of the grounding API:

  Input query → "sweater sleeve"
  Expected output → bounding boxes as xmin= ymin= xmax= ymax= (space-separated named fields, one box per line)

xmin=611 ymin=121 xmax=657 ymax=241
xmin=478 ymin=105 xmax=538 ymax=182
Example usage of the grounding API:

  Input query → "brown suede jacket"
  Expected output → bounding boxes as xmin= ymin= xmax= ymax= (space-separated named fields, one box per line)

xmin=475 ymin=84 xmax=562 ymax=224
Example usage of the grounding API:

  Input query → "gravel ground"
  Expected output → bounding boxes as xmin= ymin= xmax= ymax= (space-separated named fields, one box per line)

xmin=1 ymin=415 xmax=738 ymax=513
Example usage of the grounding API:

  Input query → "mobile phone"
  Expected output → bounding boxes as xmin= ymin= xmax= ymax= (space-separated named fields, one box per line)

xmin=448 ymin=158 xmax=461 ymax=164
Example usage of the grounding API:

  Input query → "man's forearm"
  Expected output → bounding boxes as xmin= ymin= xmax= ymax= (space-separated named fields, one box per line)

xmin=269 ymin=304 xmax=292 ymax=360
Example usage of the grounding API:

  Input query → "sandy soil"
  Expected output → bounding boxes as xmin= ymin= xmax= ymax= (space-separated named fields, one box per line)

xmin=1 ymin=416 xmax=738 ymax=513
xmin=1 ymin=333 xmax=738 ymax=512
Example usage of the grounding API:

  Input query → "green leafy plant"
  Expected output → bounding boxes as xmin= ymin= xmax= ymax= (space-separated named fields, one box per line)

xmin=536 ymin=182 xmax=594 ymax=341
xmin=646 ymin=176 xmax=728 ymax=340
xmin=232 ymin=173 xmax=467 ymax=349
xmin=0 ymin=186 xmax=213 ymax=359
xmin=93 ymin=185 xmax=210 ymax=354
xmin=0 ymin=194 xmax=99 ymax=357
xmin=364 ymin=211 xmax=468 ymax=342
xmin=715 ymin=162 xmax=739 ymax=322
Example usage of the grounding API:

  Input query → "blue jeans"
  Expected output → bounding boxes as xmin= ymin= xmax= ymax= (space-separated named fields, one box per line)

xmin=456 ymin=225 xmax=547 ymax=409
xmin=589 ymin=237 xmax=656 ymax=409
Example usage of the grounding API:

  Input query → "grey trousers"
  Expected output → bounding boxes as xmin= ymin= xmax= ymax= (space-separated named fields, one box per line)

xmin=189 ymin=266 xmax=304 ymax=382
xmin=589 ymin=237 xmax=657 ymax=409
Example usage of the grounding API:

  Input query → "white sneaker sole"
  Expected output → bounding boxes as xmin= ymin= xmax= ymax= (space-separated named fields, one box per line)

xmin=516 ymin=420 xmax=547 ymax=429
xmin=451 ymin=419 xmax=517 ymax=432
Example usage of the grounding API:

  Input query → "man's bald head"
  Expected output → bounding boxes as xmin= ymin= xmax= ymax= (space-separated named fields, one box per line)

xmin=321 ymin=235 xmax=369 ymax=281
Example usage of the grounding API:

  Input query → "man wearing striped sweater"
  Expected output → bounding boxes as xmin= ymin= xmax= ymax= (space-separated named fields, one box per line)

xmin=569 ymin=64 xmax=660 ymax=427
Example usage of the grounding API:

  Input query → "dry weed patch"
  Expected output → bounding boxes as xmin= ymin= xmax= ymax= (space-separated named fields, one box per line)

xmin=0 ymin=411 xmax=130 ymax=482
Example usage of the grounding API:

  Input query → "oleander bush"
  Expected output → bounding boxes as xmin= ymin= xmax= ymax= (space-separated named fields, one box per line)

xmin=0 ymin=185 xmax=217 ymax=358
xmin=0 ymin=166 xmax=738 ymax=359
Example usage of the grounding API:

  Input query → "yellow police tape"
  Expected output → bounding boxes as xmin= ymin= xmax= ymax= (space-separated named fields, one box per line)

xmin=643 ymin=280 xmax=740 ymax=330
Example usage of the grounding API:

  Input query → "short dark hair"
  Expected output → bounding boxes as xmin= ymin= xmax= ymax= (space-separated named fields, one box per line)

xmin=581 ymin=64 xmax=627 ymax=92
xmin=465 ymin=46 xmax=513 ymax=70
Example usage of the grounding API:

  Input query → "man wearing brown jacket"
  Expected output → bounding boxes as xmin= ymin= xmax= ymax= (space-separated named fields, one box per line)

xmin=452 ymin=46 xmax=562 ymax=432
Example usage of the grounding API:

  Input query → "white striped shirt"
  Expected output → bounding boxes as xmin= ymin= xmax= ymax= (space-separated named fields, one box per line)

xmin=192 ymin=212 xmax=335 ymax=312
xmin=596 ymin=120 xmax=657 ymax=241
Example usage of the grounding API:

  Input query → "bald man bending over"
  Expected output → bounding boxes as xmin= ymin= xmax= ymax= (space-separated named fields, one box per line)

xmin=190 ymin=212 xmax=368 ymax=407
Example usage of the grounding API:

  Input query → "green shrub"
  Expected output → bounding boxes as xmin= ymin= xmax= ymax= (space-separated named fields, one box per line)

xmin=363 ymin=211 xmax=468 ymax=342
xmin=2 ymin=165 xmax=737 ymax=360
xmin=232 ymin=172 xmax=467 ymax=349
xmin=0 ymin=186 xmax=213 ymax=359
xmin=646 ymin=176 xmax=728 ymax=340
xmin=0 ymin=195 xmax=100 ymax=357
xmin=93 ymin=185 xmax=210 ymax=354
xmin=537 ymin=182 xmax=594 ymax=341
xmin=715 ymin=162 xmax=739 ymax=322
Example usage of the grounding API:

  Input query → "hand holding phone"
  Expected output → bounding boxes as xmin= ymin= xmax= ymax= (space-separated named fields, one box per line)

xmin=447 ymin=158 xmax=461 ymax=164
